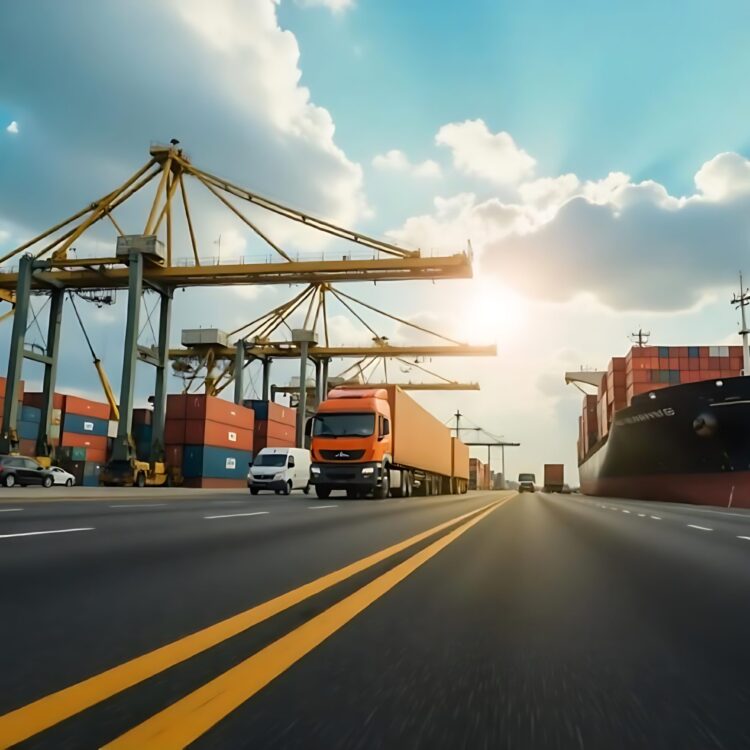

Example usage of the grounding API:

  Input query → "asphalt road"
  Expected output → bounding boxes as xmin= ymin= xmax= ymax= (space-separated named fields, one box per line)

xmin=3 ymin=489 xmax=750 ymax=748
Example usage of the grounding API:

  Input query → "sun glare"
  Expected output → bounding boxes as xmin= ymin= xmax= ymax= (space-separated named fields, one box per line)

xmin=461 ymin=281 xmax=525 ymax=344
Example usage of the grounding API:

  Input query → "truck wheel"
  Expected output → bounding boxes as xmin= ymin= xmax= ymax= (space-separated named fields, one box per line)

xmin=405 ymin=473 xmax=413 ymax=497
xmin=315 ymin=486 xmax=331 ymax=499
xmin=375 ymin=470 xmax=390 ymax=499
xmin=135 ymin=473 xmax=146 ymax=488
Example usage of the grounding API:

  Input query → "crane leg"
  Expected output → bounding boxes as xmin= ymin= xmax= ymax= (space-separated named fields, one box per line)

xmin=36 ymin=287 xmax=64 ymax=457
xmin=150 ymin=290 xmax=172 ymax=463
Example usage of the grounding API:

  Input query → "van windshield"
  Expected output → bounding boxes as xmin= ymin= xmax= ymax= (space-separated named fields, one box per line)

xmin=313 ymin=413 xmax=375 ymax=438
xmin=253 ymin=454 xmax=287 ymax=467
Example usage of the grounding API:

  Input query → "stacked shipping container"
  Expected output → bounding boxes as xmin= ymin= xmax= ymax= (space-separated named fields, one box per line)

xmin=165 ymin=395 xmax=254 ymax=488
xmin=579 ymin=344 xmax=745 ymax=463
xmin=469 ymin=457 xmax=490 ymax=490
xmin=244 ymin=400 xmax=296 ymax=453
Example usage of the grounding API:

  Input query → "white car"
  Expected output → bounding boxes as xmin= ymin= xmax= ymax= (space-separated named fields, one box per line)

xmin=49 ymin=466 xmax=76 ymax=486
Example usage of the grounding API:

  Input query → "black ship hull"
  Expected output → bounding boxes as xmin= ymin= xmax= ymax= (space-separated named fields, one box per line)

xmin=579 ymin=376 xmax=750 ymax=507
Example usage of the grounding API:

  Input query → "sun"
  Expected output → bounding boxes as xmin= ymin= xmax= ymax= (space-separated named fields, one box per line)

xmin=461 ymin=281 xmax=526 ymax=344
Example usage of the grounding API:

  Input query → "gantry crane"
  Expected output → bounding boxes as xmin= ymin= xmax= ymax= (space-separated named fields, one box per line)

xmin=0 ymin=143 xmax=473 ymax=481
xmin=169 ymin=281 xmax=495 ymax=442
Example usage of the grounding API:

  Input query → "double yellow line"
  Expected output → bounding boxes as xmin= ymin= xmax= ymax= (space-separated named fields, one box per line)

xmin=0 ymin=493 xmax=514 ymax=749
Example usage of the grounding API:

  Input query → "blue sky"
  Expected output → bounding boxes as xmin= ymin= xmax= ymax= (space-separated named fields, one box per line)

xmin=3 ymin=0 xmax=750 ymax=479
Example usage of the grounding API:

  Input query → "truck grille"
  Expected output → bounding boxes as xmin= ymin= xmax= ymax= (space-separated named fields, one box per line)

xmin=320 ymin=449 xmax=365 ymax=461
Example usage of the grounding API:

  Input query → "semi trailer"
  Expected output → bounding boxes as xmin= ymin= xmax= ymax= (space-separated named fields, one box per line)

xmin=309 ymin=386 xmax=469 ymax=499
xmin=543 ymin=463 xmax=565 ymax=492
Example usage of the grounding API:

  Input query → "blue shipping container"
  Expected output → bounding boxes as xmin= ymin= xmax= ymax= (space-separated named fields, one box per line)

xmin=182 ymin=445 xmax=253 ymax=479
xmin=63 ymin=413 xmax=108 ymax=437
xmin=244 ymin=400 xmax=268 ymax=421
xmin=18 ymin=420 xmax=39 ymax=441
xmin=20 ymin=405 xmax=42 ymax=423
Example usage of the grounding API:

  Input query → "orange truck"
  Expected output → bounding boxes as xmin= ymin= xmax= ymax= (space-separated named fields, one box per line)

xmin=543 ymin=463 xmax=565 ymax=492
xmin=309 ymin=386 xmax=469 ymax=499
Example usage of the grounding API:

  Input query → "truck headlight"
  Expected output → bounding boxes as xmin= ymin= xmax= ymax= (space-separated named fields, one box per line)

xmin=311 ymin=467 xmax=321 ymax=474
xmin=361 ymin=467 xmax=374 ymax=475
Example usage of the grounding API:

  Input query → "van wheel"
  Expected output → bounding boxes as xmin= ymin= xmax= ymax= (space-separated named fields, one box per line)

xmin=315 ymin=486 xmax=331 ymax=499
xmin=283 ymin=480 xmax=292 ymax=496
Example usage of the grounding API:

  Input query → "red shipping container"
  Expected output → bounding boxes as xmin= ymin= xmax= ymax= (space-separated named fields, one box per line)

xmin=167 ymin=394 xmax=188 ymax=419
xmin=165 ymin=445 xmax=183 ymax=468
xmin=184 ymin=419 xmax=253 ymax=451
xmin=631 ymin=369 xmax=650 ymax=383
xmin=708 ymin=357 xmax=720 ymax=369
xmin=668 ymin=357 xmax=679 ymax=370
xmin=185 ymin=395 xmax=254 ymax=430
xmin=704 ymin=370 xmax=721 ymax=379
xmin=676 ymin=346 xmax=688 ymax=357
xmin=657 ymin=358 xmax=668 ymax=369
xmin=23 ymin=391 xmax=63 ymax=409
xmin=63 ymin=395 xmax=110 ymax=420
xmin=730 ymin=346 xmax=743 ymax=357
xmin=60 ymin=432 xmax=108 ymax=450
xmin=731 ymin=357 xmax=742 ymax=370
xmin=678 ymin=358 xmax=689 ymax=370
xmin=165 ymin=419 xmax=186 ymax=444
xmin=86 ymin=448 xmax=108 ymax=463
xmin=719 ymin=357 xmax=731 ymax=369
xmin=688 ymin=359 xmax=700 ymax=371
xmin=699 ymin=358 xmax=709 ymax=370
xmin=133 ymin=409 xmax=152 ymax=425
xmin=18 ymin=438 xmax=36 ymax=456
xmin=699 ymin=346 xmax=710 ymax=356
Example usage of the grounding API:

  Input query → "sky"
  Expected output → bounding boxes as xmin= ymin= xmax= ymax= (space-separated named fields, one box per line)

xmin=3 ymin=0 xmax=750 ymax=482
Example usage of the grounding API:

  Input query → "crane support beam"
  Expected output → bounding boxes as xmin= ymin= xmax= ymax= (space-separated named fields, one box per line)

xmin=273 ymin=382 xmax=481 ymax=393
xmin=151 ymin=290 xmax=172 ymax=462
xmin=171 ymin=344 xmax=497 ymax=359
xmin=0 ymin=255 xmax=33 ymax=452
xmin=37 ymin=287 xmax=64 ymax=457
xmin=0 ymin=255 xmax=471 ymax=292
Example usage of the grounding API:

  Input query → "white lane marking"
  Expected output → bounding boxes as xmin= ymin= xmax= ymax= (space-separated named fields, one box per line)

xmin=677 ymin=508 xmax=750 ymax=519
xmin=0 ymin=527 xmax=94 ymax=540
xmin=622 ymin=510 xmax=631 ymax=514
xmin=650 ymin=516 xmax=662 ymax=520
xmin=687 ymin=524 xmax=713 ymax=532
xmin=0 ymin=508 xmax=23 ymax=512
xmin=308 ymin=505 xmax=338 ymax=510
xmin=204 ymin=511 xmax=269 ymax=520
xmin=737 ymin=536 xmax=750 ymax=541
xmin=109 ymin=504 xmax=168 ymax=509
xmin=637 ymin=513 xmax=646 ymax=517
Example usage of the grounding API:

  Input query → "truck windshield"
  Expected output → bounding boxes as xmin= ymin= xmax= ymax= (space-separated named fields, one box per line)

xmin=313 ymin=413 xmax=375 ymax=438
xmin=518 ymin=473 xmax=536 ymax=482
xmin=253 ymin=454 xmax=287 ymax=467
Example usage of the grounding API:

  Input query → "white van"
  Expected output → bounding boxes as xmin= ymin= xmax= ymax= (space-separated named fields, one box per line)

xmin=248 ymin=447 xmax=312 ymax=495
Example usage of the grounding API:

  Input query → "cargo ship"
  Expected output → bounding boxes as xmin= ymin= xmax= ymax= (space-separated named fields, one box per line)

xmin=568 ymin=344 xmax=750 ymax=507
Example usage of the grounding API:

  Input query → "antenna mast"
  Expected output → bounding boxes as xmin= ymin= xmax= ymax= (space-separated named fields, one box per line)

xmin=731 ymin=271 xmax=750 ymax=375
xmin=629 ymin=328 xmax=651 ymax=347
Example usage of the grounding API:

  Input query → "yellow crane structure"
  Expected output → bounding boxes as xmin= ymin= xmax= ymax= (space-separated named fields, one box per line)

xmin=169 ymin=281 xmax=494 ymax=435
xmin=0 ymin=142 xmax=474 ymax=480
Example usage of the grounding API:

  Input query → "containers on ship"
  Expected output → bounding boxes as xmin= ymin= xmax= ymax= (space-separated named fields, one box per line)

xmin=469 ymin=458 xmax=490 ymax=490
xmin=451 ymin=437 xmax=469 ymax=492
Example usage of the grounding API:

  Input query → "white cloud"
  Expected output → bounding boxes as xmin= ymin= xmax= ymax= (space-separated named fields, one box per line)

xmin=296 ymin=0 xmax=354 ymax=12
xmin=5 ymin=121 xmax=18 ymax=134
xmin=388 ymin=145 xmax=750 ymax=311
xmin=435 ymin=119 xmax=536 ymax=184
xmin=372 ymin=149 xmax=441 ymax=179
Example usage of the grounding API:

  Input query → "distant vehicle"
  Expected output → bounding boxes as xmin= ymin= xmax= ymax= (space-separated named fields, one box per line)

xmin=543 ymin=463 xmax=565 ymax=492
xmin=518 ymin=472 xmax=536 ymax=493
xmin=561 ymin=483 xmax=572 ymax=494
xmin=49 ymin=466 xmax=76 ymax=486
xmin=0 ymin=455 xmax=54 ymax=488
xmin=248 ymin=447 xmax=311 ymax=495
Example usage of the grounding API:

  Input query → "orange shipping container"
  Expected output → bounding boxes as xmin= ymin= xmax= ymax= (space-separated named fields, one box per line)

xmin=182 ymin=478 xmax=248 ymax=489
xmin=184 ymin=419 xmax=253 ymax=451
xmin=64 ymin=395 xmax=110 ymax=421
xmin=451 ymin=437 xmax=470 ymax=481
xmin=254 ymin=435 xmax=295 ymax=452
xmin=60 ymin=432 xmax=108 ymax=451
xmin=185 ymin=395 xmax=254 ymax=430
xmin=255 ymin=420 xmax=295 ymax=443
xmin=0 ymin=377 xmax=24 ymax=400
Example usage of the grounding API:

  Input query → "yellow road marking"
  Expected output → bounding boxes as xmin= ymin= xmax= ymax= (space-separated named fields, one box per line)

xmin=0 ymin=494 xmax=510 ymax=749
xmin=104 ymin=495 xmax=513 ymax=749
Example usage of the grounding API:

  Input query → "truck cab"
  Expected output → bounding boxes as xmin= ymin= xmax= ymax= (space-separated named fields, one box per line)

xmin=309 ymin=389 xmax=392 ymax=499
xmin=518 ymin=472 xmax=536 ymax=493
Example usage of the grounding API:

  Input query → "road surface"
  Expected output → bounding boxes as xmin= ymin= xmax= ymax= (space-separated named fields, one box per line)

xmin=2 ymin=489 xmax=750 ymax=749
